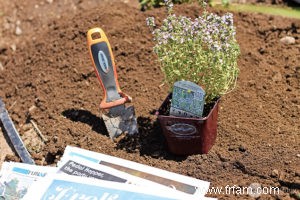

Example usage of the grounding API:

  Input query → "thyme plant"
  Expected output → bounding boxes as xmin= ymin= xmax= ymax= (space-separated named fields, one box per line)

xmin=146 ymin=0 xmax=240 ymax=103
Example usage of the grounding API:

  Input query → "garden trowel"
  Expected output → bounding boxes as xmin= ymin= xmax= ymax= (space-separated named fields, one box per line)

xmin=87 ymin=27 xmax=138 ymax=139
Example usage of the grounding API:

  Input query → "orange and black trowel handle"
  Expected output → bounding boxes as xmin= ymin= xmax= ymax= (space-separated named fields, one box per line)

xmin=87 ymin=28 xmax=131 ymax=109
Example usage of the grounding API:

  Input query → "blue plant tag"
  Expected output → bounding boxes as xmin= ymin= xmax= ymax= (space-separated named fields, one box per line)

xmin=170 ymin=81 xmax=205 ymax=118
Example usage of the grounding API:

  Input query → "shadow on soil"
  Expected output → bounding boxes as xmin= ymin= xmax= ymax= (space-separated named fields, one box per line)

xmin=116 ymin=114 xmax=188 ymax=162
xmin=62 ymin=109 xmax=187 ymax=161
xmin=62 ymin=109 xmax=108 ymax=136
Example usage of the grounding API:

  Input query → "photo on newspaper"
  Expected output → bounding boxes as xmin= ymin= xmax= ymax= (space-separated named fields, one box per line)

xmin=22 ymin=174 xmax=183 ymax=200
xmin=0 ymin=162 xmax=56 ymax=199
xmin=59 ymin=146 xmax=210 ymax=198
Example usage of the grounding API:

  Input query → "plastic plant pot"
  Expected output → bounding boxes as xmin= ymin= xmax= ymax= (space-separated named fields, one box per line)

xmin=156 ymin=93 xmax=219 ymax=155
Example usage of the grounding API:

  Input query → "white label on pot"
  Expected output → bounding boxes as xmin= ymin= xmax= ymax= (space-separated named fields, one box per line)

xmin=168 ymin=123 xmax=196 ymax=136
xmin=170 ymin=81 xmax=205 ymax=118
xmin=98 ymin=50 xmax=109 ymax=73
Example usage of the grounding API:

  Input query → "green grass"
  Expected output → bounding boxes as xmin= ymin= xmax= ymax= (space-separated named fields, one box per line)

xmin=211 ymin=2 xmax=300 ymax=19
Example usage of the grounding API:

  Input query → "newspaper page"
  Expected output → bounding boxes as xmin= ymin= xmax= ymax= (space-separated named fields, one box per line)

xmin=57 ymin=157 xmax=198 ymax=200
xmin=23 ymin=174 xmax=183 ymax=200
xmin=57 ymin=158 xmax=216 ymax=200
xmin=0 ymin=162 xmax=56 ymax=199
xmin=60 ymin=146 xmax=210 ymax=198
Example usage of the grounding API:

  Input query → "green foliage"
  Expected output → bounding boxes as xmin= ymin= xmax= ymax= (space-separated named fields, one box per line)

xmin=140 ymin=0 xmax=192 ymax=10
xmin=223 ymin=4 xmax=300 ymax=19
xmin=146 ymin=0 xmax=240 ymax=103
xmin=221 ymin=0 xmax=230 ymax=7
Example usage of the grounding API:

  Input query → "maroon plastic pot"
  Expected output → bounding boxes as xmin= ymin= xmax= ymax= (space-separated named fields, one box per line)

xmin=156 ymin=93 xmax=219 ymax=155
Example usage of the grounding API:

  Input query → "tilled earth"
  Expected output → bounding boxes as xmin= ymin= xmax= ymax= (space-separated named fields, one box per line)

xmin=0 ymin=0 xmax=299 ymax=199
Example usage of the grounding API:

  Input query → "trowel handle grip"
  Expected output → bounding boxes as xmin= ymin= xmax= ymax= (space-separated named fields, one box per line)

xmin=87 ymin=28 xmax=131 ymax=109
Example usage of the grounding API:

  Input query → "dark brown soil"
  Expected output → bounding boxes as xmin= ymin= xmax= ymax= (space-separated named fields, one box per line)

xmin=0 ymin=0 xmax=299 ymax=199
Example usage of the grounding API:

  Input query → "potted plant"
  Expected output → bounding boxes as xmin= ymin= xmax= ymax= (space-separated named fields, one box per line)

xmin=146 ymin=0 xmax=240 ymax=155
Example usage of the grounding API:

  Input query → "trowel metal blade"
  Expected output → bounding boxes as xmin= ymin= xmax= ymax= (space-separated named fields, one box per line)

xmin=102 ymin=105 xmax=138 ymax=139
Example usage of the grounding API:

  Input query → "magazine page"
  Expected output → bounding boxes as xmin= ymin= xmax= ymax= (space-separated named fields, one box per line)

xmin=60 ymin=146 xmax=210 ymax=198
xmin=57 ymin=156 xmax=196 ymax=200
xmin=0 ymin=162 xmax=56 ymax=199
xmin=23 ymin=174 xmax=184 ymax=200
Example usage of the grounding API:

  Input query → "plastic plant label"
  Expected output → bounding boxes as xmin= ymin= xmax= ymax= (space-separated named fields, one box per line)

xmin=170 ymin=81 xmax=205 ymax=118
